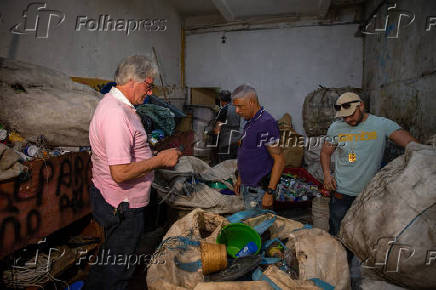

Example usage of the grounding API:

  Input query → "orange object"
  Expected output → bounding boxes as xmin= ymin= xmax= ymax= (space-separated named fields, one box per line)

xmin=8 ymin=132 xmax=25 ymax=143
xmin=267 ymin=246 xmax=283 ymax=258
xmin=320 ymin=189 xmax=331 ymax=197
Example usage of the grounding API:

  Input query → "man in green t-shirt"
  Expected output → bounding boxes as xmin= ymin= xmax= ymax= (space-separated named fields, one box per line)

xmin=321 ymin=92 xmax=418 ymax=238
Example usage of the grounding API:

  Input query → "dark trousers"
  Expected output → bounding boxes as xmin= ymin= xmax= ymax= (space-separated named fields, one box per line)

xmin=217 ymin=143 xmax=238 ymax=163
xmin=329 ymin=192 xmax=356 ymax=265
xmin=84 ymin=184 xmax=145 ymax=290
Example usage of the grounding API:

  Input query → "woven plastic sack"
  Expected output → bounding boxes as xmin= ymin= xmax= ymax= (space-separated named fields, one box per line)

xmin=147 ymin=209 xmax=229 ymax=289
xmin=302 ymin=87 xmax=367 ymax=137
xmin=193 ymin=281 xmax=273 ymax=289
xmin=0 ymin=57 xmax=101 ymax=146
xmin=359 ymin=267 xmax=407 ymax=290
xmin=245 ymin=214 xmax=350 ymax=290
xmin=312 ymin=196 xmax=330 ymax=232
xmin=262 ymin=265 xmax=320 ymax=289
xmin=146 ymin=209 xmax=350 ymax=290
xmin=303 ymin=140 xmax=336 ymax=182
xmin=0 ymin=143 xmax=26 ymax=181
xmin=153 ymin=156 xmax=244 ymax=213
xmin=339 ymin=142 xmax=436 ymax=289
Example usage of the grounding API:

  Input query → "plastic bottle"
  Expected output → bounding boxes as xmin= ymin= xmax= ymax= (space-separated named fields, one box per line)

xmin=0 ymin=128 xmax=7 ymax=141
xmin=24 ymin=144 xmax=39 ymax=157
xmin=149 ymin=136 xmax=158 ymax=146
xmin=235 ymin=241 xmax=258 ymax=258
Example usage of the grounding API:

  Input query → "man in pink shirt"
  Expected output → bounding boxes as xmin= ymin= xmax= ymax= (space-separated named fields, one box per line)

xmin=85 ymin=55 xmax=181 ymax=290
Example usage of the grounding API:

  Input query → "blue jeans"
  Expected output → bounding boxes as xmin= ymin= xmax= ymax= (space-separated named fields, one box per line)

xmin=84 ymin=184 xmax=145 ymax=290
xmin=329 ymin=192 xmax=356 ymax=265
xmin=241 ymin=185 xmax=265 ymax=209
xmin=328 ymin=192 xmax=356 ymax=236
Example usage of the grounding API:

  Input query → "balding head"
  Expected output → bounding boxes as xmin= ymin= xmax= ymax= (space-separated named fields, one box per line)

xmin=231 ymin=84 xmax=259 ymax=104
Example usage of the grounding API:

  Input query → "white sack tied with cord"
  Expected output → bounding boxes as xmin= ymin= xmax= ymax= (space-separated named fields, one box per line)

xmin=339 ymin=142 xmax=436 ymax=289
xmin=0 ymin=57 xmax=101 ymax=146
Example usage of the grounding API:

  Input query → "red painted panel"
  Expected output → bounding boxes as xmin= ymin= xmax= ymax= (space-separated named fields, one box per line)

xmin=0 ymin=152 xmax=92 ymax=258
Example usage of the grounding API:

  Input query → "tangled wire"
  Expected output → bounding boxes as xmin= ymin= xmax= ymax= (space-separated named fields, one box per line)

xmin=3 ymin=251 xmax=67 ymax=289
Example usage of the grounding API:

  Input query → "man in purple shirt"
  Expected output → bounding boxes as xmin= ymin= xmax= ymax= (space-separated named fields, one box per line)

xmin=232 ymin=84 xmax=285 ymax=209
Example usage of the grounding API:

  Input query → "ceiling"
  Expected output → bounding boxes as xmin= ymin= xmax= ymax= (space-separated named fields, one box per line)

xmin=169 ymin=0 xmax=366 ymax=19
xmin=168 ymin=0 xmax=218 ymax=17
xmin=210 ymin=0 xmax=331 ymax=21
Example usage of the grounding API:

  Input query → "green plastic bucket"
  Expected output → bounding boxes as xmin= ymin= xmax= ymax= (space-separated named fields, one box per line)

xmin=208 ymin=181 xmax=227 ymax=190
xmin=208 ymin=178 xmax=233 ymax=190
xmin=216 ymin=223 xmax=261 ymax=258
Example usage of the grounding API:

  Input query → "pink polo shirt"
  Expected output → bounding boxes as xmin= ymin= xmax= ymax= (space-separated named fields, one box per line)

xmin=89 ymin=88 xmax=153 ymax=208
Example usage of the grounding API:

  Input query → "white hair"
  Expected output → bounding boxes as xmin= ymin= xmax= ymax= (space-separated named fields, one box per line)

xmin=231 ymin=84 xmax=258 ymax=102
xmin=114 ymin=55 xmax=158 ymax=85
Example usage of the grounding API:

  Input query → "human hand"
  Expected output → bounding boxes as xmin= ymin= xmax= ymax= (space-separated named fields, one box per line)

xmin=234 ymin=175 xmax=241 ymax=195
xmin=323 ymin=173 xmax=336 ymax=191
xmin=261 ymin=192 xmax=274 ymax=209
xmin=157 ymin=148 xmax=182 ymax=167
xmin=214 ymin=122 xmax=223 ymax=135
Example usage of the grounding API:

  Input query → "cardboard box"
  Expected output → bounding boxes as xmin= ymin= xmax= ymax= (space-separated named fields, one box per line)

xmin=190 ymin=88 xmax=218 ymax=108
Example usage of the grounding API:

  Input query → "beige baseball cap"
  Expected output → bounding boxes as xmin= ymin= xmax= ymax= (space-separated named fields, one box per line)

xmin=335 ymin=92 xmax=362 ymax=118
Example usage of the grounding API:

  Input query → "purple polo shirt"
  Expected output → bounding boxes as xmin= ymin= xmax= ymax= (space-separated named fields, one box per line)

xmin=238 ymin=108 xmax=280 ymax=186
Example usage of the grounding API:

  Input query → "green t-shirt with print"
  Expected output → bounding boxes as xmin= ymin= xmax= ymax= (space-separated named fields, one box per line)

xmin=327 ymin=114 xmax=401 ymax=196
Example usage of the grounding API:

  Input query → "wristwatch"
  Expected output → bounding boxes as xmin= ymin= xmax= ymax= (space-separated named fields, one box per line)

xmin=266 ymin=188 xmax=276 ymax=196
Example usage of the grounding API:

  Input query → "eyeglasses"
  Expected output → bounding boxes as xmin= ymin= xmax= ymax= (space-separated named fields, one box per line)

xmin=145 ymin=82 xmax=155 ymax=90
xmin=334 ymin=100 xmax=360 ymax=111
xmin=143 ymin=77 xmax=155 ymax=94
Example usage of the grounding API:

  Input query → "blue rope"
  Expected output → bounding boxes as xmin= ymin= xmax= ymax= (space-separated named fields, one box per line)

xmin=395 ymin=202 xmax=435 ymax=239
xmin=254 ymin=216 xmax=277 ymax=235
xmin=227 ymin=209 xmax=276 ymax=223
xmin=386 ymin=202 xmax=436 ymax=264
xmin=174 ymin=256 xmax=202 ymax=272
xmin=156 ymin=236 xmax=200 ymax=253
xmin=252 ymin=268 xmax=282 ymax=290
xmin=290 ymin=224 xmax=313 ymax=233
xmin=309 ymin=278 xmax=335 ymax=290
xmin=261 ymin=257 xmax=282 ymax=265
xmin=262 ymin=238 xmax=287 ymax=251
